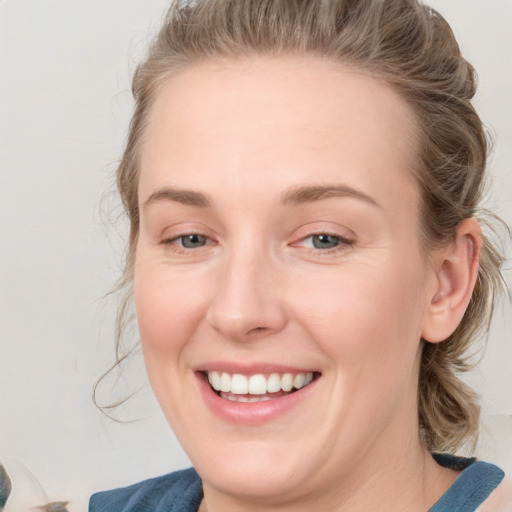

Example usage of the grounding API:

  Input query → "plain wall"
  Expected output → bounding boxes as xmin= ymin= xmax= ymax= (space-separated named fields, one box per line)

xmin=0 ymin=1 xmax=510 ymax=510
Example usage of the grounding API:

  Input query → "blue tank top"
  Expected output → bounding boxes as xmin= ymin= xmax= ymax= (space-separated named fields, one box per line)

xmin=89 ymin=455 xmax=504 ymax=511
xmin=429 ymin=454 xmax=504 ymax=511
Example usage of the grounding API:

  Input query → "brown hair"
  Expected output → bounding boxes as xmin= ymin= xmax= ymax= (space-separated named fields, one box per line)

xmin=110 ymin=0 xmax=507 ymax=452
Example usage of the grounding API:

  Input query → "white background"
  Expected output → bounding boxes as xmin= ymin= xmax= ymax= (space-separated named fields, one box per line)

xmin=0 ymin=1 xmax=510 ymax=510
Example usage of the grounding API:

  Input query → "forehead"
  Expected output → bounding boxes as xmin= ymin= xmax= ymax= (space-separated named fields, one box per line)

xmin=138 ymin=56 xmax=420 ymax=214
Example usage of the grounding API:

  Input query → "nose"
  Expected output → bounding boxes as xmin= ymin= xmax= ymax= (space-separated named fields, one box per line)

xmin=205 ymin=244 xmax=287 ymax=342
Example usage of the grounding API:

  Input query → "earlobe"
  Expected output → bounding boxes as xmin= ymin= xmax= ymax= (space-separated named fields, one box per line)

xmin=422 ymin=218 xmax=483 ymax=343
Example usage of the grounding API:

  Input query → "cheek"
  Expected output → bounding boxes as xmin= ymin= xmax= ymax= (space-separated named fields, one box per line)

xmin=134 ymin=263 xmax=207 ymax=362
xmin=289 ymin=255 xmax=427 ymax=369
xmin=291 ymin=257 xmax=428 ymax=433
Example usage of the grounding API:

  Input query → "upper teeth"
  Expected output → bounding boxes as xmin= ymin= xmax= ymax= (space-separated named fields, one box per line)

xmin=207 ymin=371 xmax=314 ymax=395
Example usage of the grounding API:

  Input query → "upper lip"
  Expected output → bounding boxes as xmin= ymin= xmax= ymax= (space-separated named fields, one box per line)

xmin=194 ymin=362 xmax=320 ymax=375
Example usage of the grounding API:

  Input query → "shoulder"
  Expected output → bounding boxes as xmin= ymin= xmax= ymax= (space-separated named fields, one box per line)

xmin=89 ymin=467 xmax=202 ymax=512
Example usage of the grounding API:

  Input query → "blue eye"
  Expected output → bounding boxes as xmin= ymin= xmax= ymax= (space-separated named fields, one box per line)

xmin=179 ymin=234 xmax=207 ymax=248
xmin=311 ymin=234 xmax=341 ymax=249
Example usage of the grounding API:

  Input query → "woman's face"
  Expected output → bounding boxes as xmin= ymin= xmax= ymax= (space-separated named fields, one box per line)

xmin=134 ymin=57 xmax=437 ymax=502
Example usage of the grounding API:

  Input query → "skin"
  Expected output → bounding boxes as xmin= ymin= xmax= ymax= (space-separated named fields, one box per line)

xmin=134 ymin=57 xmax=481 ymax=511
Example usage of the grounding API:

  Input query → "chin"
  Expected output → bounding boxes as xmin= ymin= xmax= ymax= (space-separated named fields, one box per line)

xmin=196 ymin=452 xmax=314 ymax=502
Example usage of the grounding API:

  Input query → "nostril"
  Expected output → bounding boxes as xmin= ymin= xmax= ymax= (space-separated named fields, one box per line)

xmin=248 ymin=326 xmax=267 ymax=335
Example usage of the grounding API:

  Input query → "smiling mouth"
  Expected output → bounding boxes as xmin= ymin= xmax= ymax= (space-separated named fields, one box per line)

xmin=204 ymin=371 xmax=320 ymax=403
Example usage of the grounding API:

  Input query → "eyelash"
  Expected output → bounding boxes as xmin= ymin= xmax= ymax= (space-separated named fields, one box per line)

xmin=293 ymin=233 xmax=354 ymax=255
xmin=161 ymin=233 xmax=216 ymax=252
xmin=161 ymin=232 xmax=354 ymax=255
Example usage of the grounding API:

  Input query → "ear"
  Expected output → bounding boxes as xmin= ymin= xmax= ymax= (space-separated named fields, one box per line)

xmin=422 ymin=218 xmax=483 ymax=343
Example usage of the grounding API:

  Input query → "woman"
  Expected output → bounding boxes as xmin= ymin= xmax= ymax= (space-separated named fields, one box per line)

xmin=90 ymin=0 xmax=510 ymax=510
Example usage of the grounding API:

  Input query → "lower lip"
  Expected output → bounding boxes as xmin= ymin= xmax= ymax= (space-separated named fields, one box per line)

xmin=196 ymin=373 xmax=318 ymax=425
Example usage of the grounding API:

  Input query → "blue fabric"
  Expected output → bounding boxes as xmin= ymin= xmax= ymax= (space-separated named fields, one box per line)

xmin=429 ymin=454 xmax=504 ymax=511
xmin=89 ymin=456 xmax=504 ymax=512
xmin=89 ymin=467 xmax=202 ymax=512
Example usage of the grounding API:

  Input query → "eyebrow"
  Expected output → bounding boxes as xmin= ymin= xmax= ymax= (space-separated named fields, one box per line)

xmin=143 ymin=187 xmax=211 ymax=208
xmin=142 ymin=183 xmax=381 ymax=209
xmin=281 ymin=184 xmax=382 ymax=208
